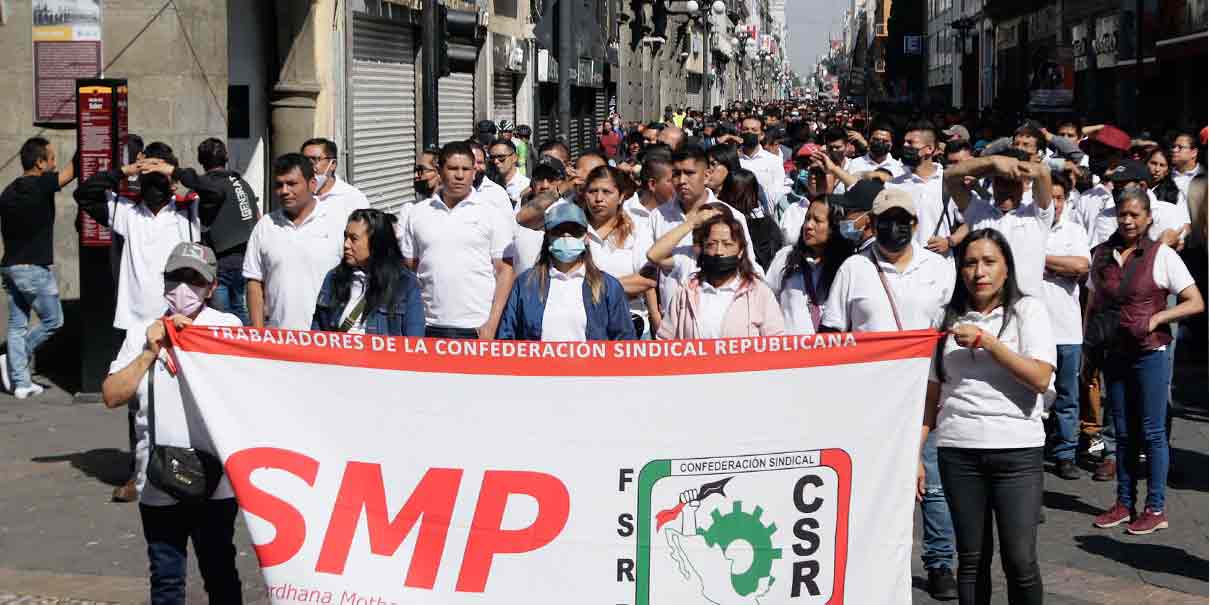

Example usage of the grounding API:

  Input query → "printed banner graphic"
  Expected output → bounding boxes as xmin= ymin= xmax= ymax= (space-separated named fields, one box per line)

xmin=167 ymin=327 xmax=936 ymax=604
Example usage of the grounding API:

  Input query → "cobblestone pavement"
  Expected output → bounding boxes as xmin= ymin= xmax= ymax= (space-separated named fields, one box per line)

xmin=0 ymin=364 xmax=1205 ymax=604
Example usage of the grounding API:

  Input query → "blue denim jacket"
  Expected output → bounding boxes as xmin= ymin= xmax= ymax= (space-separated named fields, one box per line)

xmin=311 ymin=266 xmax=425 ymax=336
xmin=496 ymin=268 xmax=636 ymax=340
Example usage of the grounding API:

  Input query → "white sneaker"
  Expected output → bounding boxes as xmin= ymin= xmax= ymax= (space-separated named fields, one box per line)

xmin=13 ymin=384 xmax=44 ymax=399
xmin=0 ymin=354 xmax=10 ymax=393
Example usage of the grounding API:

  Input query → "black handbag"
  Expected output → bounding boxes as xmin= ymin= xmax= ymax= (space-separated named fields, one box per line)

xmin=145 ymin=363 xmax=223 ymax=502
xmin=1083 ymin=245 xmax=1143 ymax=352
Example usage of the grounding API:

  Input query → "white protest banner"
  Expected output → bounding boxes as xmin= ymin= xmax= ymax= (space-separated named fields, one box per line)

xmin=166 ymin=325 xmax=937 ymax=605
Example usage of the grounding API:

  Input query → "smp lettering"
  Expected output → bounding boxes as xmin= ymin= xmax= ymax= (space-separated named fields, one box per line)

xmin=225 ymin=447 xmax=571 ymax=593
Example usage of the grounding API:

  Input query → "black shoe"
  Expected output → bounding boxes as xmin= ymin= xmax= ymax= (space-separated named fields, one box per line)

xmin=1054 ymin=459 xmax=1081 ymax=480
xmin=927 ymin=566 xmax=958 ymax=601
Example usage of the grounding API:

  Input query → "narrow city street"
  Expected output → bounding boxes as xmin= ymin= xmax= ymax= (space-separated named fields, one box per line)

xmin=0 ymin=363 xmax=1204 ymax=604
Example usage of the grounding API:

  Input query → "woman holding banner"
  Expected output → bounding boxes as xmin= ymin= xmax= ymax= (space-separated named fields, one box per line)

xmin=311 ymin=209 xmax=424 ymax=336
xmin=923 ymin=229 xmax=1055 ymax=605
xmin=495 ymin=203 xmax=635 ymax=341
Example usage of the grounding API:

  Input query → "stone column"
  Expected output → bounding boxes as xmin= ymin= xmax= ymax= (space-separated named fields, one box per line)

xmin=270 ymin=0 xmax=324 ymax=159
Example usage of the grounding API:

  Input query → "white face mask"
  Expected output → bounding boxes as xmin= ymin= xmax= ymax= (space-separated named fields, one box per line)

xmin=164 ymin=281 xmax=208 ymax=316
xmin=312 ymin=173 xmax=328 ymax=194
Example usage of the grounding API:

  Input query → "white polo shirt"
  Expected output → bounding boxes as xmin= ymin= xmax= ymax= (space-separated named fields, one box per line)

xmin=766 ymin=246 xmax=827 ymax=335
xmin=821 ymin=242 xmax=955 ymax=332
xmin=931 ymin=296 xmax=1056 ymax=449
xmin=109 ymin=195 xmax=200 ymax=330
xmin=504 ymin=172 xmax=530 ymax=207
xmin=846 ymin=153 xmax=906 ymax=179
xmin=316 ymin=177 xmax=370 ymax=220
xmin=110 ymin=306 xmax=241 ymax=505
xmin=476 ymin=177 xmax=515 ymax=217
xmin=588 ymin=221 xmax=652 ymax=281
xmin=739 ymin=147 xmax=787 ymax=203
xmin=963 ymin=197 xmax=1054 ymax=297
xmin=776 ymin=197 xmax=810 ymax=246
xmin=242 ymin=203 xmax=346 ymax=330
xmin=400 ymin=192 xmax=513 ymax=328
xmin=623 ymin=193 xmax=656 ymax=232
xmin=648 ymin=190 xmax=762 ymax=310
xmin=1042 ymin=219 xmax=1090 ymax=346
xmin=887 ymin=164 xmax=960 ymax=247
xmin=540 ymin=265 xmax=588 ymax=341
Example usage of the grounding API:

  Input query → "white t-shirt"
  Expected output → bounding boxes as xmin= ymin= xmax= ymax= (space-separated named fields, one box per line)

xmin=540 ymin=265 xmax=588 ymax=341
xmin=316 ymin=177 xmax=370 ymax=220
xmin=242 ymin=204 xmax=345 ymax=330
xmin=739 ymin=147 xmax=787 ymax=204
xmin=887 ymin=165 xmax=960 ymax=247
xmin=846 ymin=153 xmax=906 ymax=179
xmin=696 ymin=276 xmax=740 ymax=339
xmin=963 ymin=197 xmax=1054 ymax=297
xmin=1042 ymin=219 xmax=1091 ymax=345
xmin=400 ymin=192 xmax=513 ymax=328
xmin=766 ymin=246 xmax=827 ymax=335
xmin=820 ymin=243 xmax=955 ymax=332
xmin=108 ymin=195 xmax=200 ymax=330
xmin=931 ymin=296 xmax=1057 ymax=449
xmin=109 ymin=307 xmax=242 ymax=506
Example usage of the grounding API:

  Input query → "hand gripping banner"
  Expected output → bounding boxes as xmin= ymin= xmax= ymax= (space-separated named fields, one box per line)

xmin=165 ymin=325 xmax=938 ymax=604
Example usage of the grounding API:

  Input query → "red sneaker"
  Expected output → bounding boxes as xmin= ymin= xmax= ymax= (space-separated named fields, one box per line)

xmin=1093 ymin=502 xmax=1134 ymax=528
xmin=1126 ymin=508 xmax=1169 ymax=535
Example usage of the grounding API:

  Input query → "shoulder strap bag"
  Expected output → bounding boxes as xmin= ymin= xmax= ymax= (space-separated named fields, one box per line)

xmin=145 ymin=360 xmax=223 ymax=502
xmin=866 ymin=248 xmax=904 ymax=331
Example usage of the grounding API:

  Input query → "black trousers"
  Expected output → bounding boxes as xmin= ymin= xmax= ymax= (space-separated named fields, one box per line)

xmin=938 ymin=446 xmax=1044 ymax=605
xmin=424 ymin=325 xmax=479 ymax=339
xmin=139 ymin=499 xmax=242 ymax=605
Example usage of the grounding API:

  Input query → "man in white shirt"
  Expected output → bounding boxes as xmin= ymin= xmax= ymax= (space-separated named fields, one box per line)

xmin=1168 ymin=132 xmax=1202 ymax=209
xmin=945 ymin=149 xmax=1054 ymax=297
xmin=243 ymin=153 xmax=346 ymax=330
xmin=301 ymin=138 xmax=370 ymax=219
xmin=738 ymin=117 xmax=787 ymax=203
xmin=623 ymin=157 xmax=676 ymax=231
xmin=401 ymin=141 xmax=515 ymax=339
xmin=1041 ymin=179 xmax=1091 ymax=480
xmin=887 ymin=121 xmax=960 ymax=251
xmin=818 ymin=188 xmax=957 ymax=596
xmin=1072 ymin=160 xmax=1189 ymax=249
xmin=490 ymin=139 xmax=529 ymax=207
xmin=845 ymin=122 xmax=906 ymax=179
xmin=466 ymin=140 xmax=514 ymax=217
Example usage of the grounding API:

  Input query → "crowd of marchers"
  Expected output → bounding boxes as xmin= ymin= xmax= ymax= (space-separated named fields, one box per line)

xmin=0 ymin=100 xmax=1206 ymax=605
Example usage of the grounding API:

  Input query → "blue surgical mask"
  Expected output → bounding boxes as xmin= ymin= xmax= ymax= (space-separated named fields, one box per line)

xmin=792 ymin=169 xmax=811 ymax=194
xmin=549 ymin=236 xmax=586 ymax=263
xmin=839 ymin=217 xmax=865 ymax=243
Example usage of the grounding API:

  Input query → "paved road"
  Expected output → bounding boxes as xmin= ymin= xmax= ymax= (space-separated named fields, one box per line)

xmin=0 ymin=366 xmax=1205 ymax=604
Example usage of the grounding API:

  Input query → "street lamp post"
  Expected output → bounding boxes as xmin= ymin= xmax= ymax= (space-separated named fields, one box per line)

xmin=664 ymin=1 xmax=729 ymax=115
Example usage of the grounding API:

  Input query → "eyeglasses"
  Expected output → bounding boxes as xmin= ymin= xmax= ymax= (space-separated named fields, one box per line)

xmin=1172 ymin=144 xmax=1193 ymax=150
xmin=305 ymin=155 xmax=334 ymax=164
xmin=490 ymin=153 xmax=514 ymax=161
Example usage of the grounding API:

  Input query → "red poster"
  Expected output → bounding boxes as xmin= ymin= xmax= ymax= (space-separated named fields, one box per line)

xmin=76 ymin=81 xmax=124 ymax=248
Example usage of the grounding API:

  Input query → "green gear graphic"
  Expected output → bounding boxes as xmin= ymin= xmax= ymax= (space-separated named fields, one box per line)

xmin=697 ymin=500 xmax=783 ymax=596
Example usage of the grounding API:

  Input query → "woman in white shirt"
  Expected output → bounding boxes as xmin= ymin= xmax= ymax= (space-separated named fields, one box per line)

xmin=766 ymin=195 xmax=855 ymax=334
xmin=581 ymin=166 xmax=659 ymax=335
xmin=922 ymin=229 xmax=1056 ymax=605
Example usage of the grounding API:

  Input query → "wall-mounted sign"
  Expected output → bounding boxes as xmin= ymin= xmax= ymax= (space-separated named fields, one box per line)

xmin=33 ymin=0 xmax=102 ymax=124
xmin=1072 ymin=23 xmax=1089 ymax=72
xmin=1093 ymin=14 xmax=1119 ymax=69
xmin=76 ymin=79 xmax=128 ymax=247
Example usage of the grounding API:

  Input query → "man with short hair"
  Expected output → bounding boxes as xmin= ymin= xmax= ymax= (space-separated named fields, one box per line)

xmin=846 ymin=122 xmax=906 ymax=179
xmin=738 ymin=117 xmax=787 ymax=204
xmin=102 ymin=242 xmax=244 ymax=604
xmin=489 ymin=139 xmax=529 ymax=207
xmin=657 ymin=125 xmax=686 ymax=151
xmin=887 ymin=121 xmax=961 ymax=253
xmin=0 ymin=137 xmax=74 ymax=397
xmin=243 ymin=153 xmax=346 ymax=329
xmin=1169 ymin=131 xmax=1202 ymax=207
xmin=400 ymin=142 xmax=515 ymax=339
xmin=300 ymin=138 xmax=369 ymax=219
xmin=626 ymin=157 xmax=675 ymax=229
xmin=644 ymin=123 xmax=663 ymax=147
xmin=465 ymin=140 xmax=514 ymax=217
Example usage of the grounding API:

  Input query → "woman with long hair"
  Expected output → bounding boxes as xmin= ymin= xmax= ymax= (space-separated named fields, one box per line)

xmin=923 ymin=229 xmax=1056 ymax=605
xmin=651 ymin=204 xmax=784 ymax=338
xmin=706 ymin=143 xmax=740 ymax=196
xmin=1090 ymin=187 xmax=1203 ymax=535
xmin=581 ymin=166 xmax=659 ymax=335
xmin=312 ymin=209 xmax=424 ymax=335
xmin=766 ymin=195 xmax=854 ymax=334
xmin=1146 ymin=146 xmax=1181 ymax=206
xmin=496 ymin=203 xmax=635 ymax=341
xmin=719 ymin=168 xmax=783 ymax=270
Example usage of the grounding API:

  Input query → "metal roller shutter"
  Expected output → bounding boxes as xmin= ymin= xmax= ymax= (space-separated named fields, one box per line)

xmin=438 ymin=72 xmax=475 ymax=145
xmin=349 ymin=14 xmax=416 ymax=214
xmin=492 ymin=72 xmax=516 ymax=124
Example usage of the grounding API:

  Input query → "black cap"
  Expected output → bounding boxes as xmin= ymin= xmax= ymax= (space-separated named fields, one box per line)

xmin=1107 ymin=159 xmax=1150 ymax=182
xmin=840 ymin=179 xmax=884 ymax=212
xmin=476 ymin=120 xmax=498 ymax=134
xmin=766 ymin=126 xmax=786 ymax=141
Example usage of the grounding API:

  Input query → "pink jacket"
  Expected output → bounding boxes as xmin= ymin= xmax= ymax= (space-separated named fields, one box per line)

xmin=657 ymin=276 xmax=786 ymax=339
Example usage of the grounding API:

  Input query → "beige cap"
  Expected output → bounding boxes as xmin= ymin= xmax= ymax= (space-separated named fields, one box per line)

xmin=871 ymin=188 xmax=916 ymax=217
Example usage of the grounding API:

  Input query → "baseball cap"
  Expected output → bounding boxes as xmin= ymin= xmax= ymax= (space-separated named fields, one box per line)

xmin=840 ymin=179 xmax=884 ymax=212
xmin=795 ymin=143 xmax=820 ymax=158
xmin=476 ymin=120 xmax=498 ymax=134
xmin=942 ymin=125 xmax=970 ymax=142
xmin=544 ymin=201 xmax=588 ymax=231
xmin=1086 ymin=125 xmax=1131 ymax=151
xmin=1106 ymin=159 xmax=1150 ymax=182
xmin=531 ymin=162 xmax=563 ymax=183
xmin=766 ymin=126 xmax=786 ymax=141
xmin=871 ymin=188 xmax=916 ymax=217
xmin=163 ymin=242 xmax=217 ymax=282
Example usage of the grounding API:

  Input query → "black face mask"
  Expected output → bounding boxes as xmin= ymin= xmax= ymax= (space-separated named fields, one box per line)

xmin=139 ymin=172 xmax=172 ymax=209
xmin=869 ymin=140 xmax=891 ymax=156
xmin=414 ymin=178 xmax=434 ymax=199
xmin=828 ymin=149 xmax=846 ymax=164
xmin=875 ymin=219 xmax=913 ymax=252
xmin=901 ymin=146 xmax=922 ymax=168
xmin=698 ymin=254 xmax=740 ymax=278
xmin=741 ymin=133 xmax=761 ymax=149
xmin=473 ymin=170 xmax=485 ymax=189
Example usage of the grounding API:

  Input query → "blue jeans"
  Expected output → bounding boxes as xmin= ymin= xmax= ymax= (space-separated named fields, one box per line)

xmin=1103 ymin=349 xmax=1170 ymax=511
xmin=1047 ymin=344 xmax=1081 ymax=462
xmin=209 ymin=265 xmax=249 ymax=326
xmin=139 ymin=499 xmax=242 ymax=605
xmin=1 ymin=265 xmax=63 ymax=389
xmin=921 ymin=431 xmax=955 ymax=570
